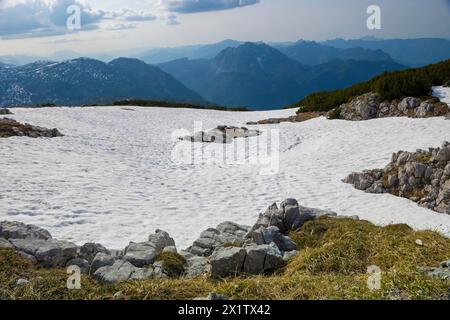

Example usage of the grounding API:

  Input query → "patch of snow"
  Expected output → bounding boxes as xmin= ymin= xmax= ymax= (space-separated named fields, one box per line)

xmin=1 ymin=101 xmax=450 ymax=249
xmin=432 ymin=86 xmax=450 ymax=106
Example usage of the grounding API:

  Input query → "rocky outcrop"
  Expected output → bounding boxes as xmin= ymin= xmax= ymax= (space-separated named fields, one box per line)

xmin=93 ymin=260 xmax=154 ymax=284
xmin=421 ymin=260 xmax=450 ymax=281
xmin=180 ymin=126 xmax=261 ymax=144
xmin=0 ymin=108 xmax=12 ymax=115
xmin=0 ymin=118 xmax=63 ymax=138
xmin=343 ymin=142 xmax=450 ymax=214
xmin=246 ymin=112 xmax=325 ymax=126
xmin=0 ymin=199 xmax=351 ymax=282
xmin=0 ymin=221 xmax=52 ymax=240
xmin=186 ymin=222 xmax=250 ymax=257
xmin=328 ymin=93 xmax=449 ymax=121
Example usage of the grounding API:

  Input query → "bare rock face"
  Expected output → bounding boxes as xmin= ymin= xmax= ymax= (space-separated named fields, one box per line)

xmin=180 ymin=126 xmax=261 ymax=144
xmin=344 ymin=142 xmax=450 ymax=214
xmin=328 ymin=93 xmax=449 ymax=121
xmin=0 ymin=118 xmax=63 ymax=138
xmin=0 ymin=221 xmax=52 ymax=240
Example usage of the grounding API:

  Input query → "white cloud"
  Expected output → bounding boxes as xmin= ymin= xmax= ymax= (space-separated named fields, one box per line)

xmin=0 ymin=0 xmax=156 ymax=38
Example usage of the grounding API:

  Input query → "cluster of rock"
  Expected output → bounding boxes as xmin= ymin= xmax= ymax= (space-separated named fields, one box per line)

xmin=344 ymin=142 xmax=450 ymax=214
xmin=0 ymin=108 xmax=12 ymax=115
xmin=0 ymin=118 xmax=63 ymax=138
xmin=328 ymin=93 xmax=449 ymax=121
xmin=180 ymin=125 xmax=261 ymax=144
xmin=0 ymin=199 xmax=346 ymax=284
xmin=246 ymin=112 xmax=324 ymax=126
xmin=420 ymin=260 xmax=450 ymax=281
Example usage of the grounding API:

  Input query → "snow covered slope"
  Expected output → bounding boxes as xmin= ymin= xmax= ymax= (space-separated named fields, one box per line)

xmin=1 ymin=87 xmax=449 ymax=249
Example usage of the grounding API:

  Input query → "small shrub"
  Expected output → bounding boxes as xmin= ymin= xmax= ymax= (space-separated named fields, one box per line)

xmin=156 ymin=252 xmax=187 ymax=278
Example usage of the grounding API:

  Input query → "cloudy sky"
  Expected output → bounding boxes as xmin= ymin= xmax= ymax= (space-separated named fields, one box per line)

xmin=1 ymin=0 xmax=450 ymax=55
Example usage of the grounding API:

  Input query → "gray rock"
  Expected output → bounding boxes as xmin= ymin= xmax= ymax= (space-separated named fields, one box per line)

xmin=283 ymin=250 xmax=299 ymax=262
xmin=399 ymin=97 xmax=421 ymax=112
xmin=183 ymin=255 xmax=211 ymax=279
xmin=152 ymin=261 xmax=169 ymax=279
xmin=9 ymin=238 xmax=78 ymax=268
xmin=17 ymin=251 xmax=38 ymax=264
xmin=243 ymin=243 xmax=285 ymax=275
xmin=434 ymin=147 xmax=450 ymax=162
xmin=0 ymin=237 xmax=13 ymax=249
xmin=148 ymin=229 xmax=175 ymax=252
xmin=250 ymin=226 xmax=296 ymax=252
xmin=93 ymin=260 xmax=153 ymax=284
xmin=187 ymin=223 xmax=248 ymax=257
xmin=79 ymin=243 xmax=110 ymax=263
xmin=123 ymin=242 xmax=158 ymax=267
xmin=90 ymin=252 xmax=116 ymax=274
xmin=66 ymin=258 xmax=90 ymax=274
xmin=16 ymin=279 xmax=30 ymax=286
xmin=0 ymin=221 xmax=52 ymax=240
xmin=440 ymin=260 xmax=450 ymax=268
xmin=210 ymin=247 xmax=246 ymax=278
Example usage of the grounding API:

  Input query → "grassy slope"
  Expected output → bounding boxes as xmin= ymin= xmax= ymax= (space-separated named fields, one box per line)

xmin=288 ymin=59 xmax=450 ymax=113
xmin=1 ymin=218 xmax=449 ymax=300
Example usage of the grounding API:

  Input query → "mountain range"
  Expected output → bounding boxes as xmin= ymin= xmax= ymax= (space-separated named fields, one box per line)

xmin=322 ymin=37 xmax=450 ymax=67
xmin=1 ymin=37 xmax=449 ymax=109
xmin=159 ymin=42 xmax=405 ymax=109
xmin=0 ymin=58 xmax=204 ymax=107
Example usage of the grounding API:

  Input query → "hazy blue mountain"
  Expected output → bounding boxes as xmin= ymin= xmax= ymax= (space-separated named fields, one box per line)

xmin=139 ymin=39 xmax=242 ymax=64
xmin=159 ymin=42 xmax=406 ymax=109
xmin=322 ymin=38 xmax=450 ymax=67
xmin=301 ymin=59 xmax=407 ymax=93
xmin=0 ymin=58 xmax=205 ymax=107
xmin=276 ymin=41 xmax=393 ymax=66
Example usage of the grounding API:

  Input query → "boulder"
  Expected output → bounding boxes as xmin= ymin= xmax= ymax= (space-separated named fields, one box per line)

xmin=66 ymin=258 xmax=90 ymax=273
xmin=248 ymin=199 xmax=336 ymax=235
xmin=90 ymin=252 xmax=116 ymax=274
xmin=399 ymin=97 xmax=421 ymax=112
xmin=79 ymin=243 xmax=110 ymax=263
xmin=0 ymin=221 xmax=52 ymax=240
xmin=210 ymin=247 xmax=246 ymax=278
xmin=180 ymin=251 xmax=211 ymax=278
xmin=93 ymin=260 xmax=153 ymax=284
xmin=123 ymin=242 xmax=158 ymax=267
xmin=249 ymin=226 xmax=296 ymax=252
xmin=187 ymin=223 xmax=249 ymax=257
xmin=9 ymin=238 xmax=78 ymax=268
xmin=148 ymin=229 xmax=175 ymax=252
xmin=243 ymin=243 xmax=284 ymax=275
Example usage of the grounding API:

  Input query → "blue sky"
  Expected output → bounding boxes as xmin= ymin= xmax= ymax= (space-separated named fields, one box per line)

xmin=1 ymin=0 xmax=450 ymax=55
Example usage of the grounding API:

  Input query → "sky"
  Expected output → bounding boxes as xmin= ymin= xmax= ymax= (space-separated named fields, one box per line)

xmin=0 ymin=0 xmax=450 ymax=56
